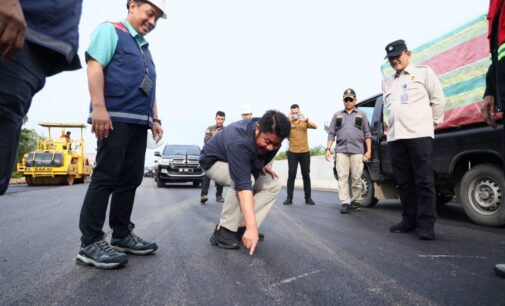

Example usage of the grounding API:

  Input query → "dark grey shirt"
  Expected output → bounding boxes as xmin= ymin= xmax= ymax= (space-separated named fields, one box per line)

xmin=327 ymin=108 xmax=371 ymax=154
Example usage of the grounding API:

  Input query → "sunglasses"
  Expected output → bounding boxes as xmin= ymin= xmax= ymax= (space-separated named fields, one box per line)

xmin=344 ymin=98 xmax=355 ymax=102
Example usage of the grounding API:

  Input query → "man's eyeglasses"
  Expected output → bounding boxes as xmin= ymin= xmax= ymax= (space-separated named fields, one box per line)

xmin=344 ymin=98 xmax=355 ymax=103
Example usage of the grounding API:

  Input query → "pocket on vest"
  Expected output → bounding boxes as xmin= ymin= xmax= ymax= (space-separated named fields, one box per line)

xmin=104 ymin=80 xmax=126 ymax=97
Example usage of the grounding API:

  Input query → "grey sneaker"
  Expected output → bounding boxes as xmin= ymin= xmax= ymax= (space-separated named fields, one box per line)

xmin=111 ymin=231 xmax=158 ymax=255
xmin=76 ymin=239 xmax=128 ymax=269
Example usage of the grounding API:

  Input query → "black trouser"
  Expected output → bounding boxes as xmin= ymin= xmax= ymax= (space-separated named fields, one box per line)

xmin=201 ymin=174 xmax=223 ymax=197
xmin=388 ymin=138 xmax=436 ymax=230
xmin=79 ymin=122 xmax=147 ymax=246
xmin=286 ymin=151 xmax=311 ymax=199
xmin=0 ymin=43 xmax=48 ymax=195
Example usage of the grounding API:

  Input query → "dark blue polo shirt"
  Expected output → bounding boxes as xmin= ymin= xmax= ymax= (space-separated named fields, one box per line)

xmin=200 ymin=118 xmax=277 ymax=191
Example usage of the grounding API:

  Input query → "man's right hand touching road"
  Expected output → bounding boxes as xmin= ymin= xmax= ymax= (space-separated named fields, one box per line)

xmin=241 ymin=227 xmax=259 ymax=256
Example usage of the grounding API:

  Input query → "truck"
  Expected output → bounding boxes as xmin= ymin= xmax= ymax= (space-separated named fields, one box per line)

xmin=17 ymin=122 xmax=92 ymax=185
xmin=341 ymin=15 xmax=505 ymax=227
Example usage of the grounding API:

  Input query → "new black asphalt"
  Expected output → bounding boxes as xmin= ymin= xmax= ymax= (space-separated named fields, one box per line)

xmin=0 ymin=180 xmax=503 ymax=305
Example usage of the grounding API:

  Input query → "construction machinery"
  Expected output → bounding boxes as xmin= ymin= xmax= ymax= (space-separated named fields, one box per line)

xmin=17 ymin=122 xmax=92 ymax=185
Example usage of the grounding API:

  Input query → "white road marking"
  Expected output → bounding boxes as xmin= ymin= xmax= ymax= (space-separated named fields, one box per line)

xmin=271 ymin=269 xmax=323 ymax=287
xmin=418 ymin=255 xmax=487 ymax=259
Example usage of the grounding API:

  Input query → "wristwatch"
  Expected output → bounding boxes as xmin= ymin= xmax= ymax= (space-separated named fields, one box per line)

xmin=153 ymin=118 xmax=162 ymax=125
xmin=325 ymin=148 xmax=331 ymax=151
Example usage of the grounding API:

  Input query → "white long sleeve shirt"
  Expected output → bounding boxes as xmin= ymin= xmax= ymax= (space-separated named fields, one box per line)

xmin=383 ymin=64 xmax=446 ymax=141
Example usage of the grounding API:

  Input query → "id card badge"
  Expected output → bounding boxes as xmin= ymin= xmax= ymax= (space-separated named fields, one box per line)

xmin=400 ymin=93 xmax=409 ymax=104
xmin=139 ymin=74 xmax=153 ymax=96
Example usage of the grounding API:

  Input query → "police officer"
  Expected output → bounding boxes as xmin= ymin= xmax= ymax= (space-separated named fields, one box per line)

xmin=77 ymin=0 xmax=166 ymax=269
xmin=201 ymin=110 xmax=226 ymax=204
xmin=383 ymin=39 xmax=445 ymax=240
xmin=325 ymin=89 xmax=371 ymax=214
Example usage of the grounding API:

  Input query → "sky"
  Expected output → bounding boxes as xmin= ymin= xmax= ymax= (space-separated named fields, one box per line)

xmin=25 ymin=0 xmax=488 ymax=166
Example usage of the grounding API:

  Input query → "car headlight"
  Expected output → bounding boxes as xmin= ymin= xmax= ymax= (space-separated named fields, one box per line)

xmin=158 ymin=158 xmax=173 ymax=166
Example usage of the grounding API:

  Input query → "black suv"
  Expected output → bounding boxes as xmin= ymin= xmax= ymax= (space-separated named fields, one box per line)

xmin=154 ymin=144 xmax=205 ymax=187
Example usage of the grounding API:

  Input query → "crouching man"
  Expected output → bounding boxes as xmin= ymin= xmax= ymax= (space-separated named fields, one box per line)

xmin=199 ymin=110 xmax=291 ymax=255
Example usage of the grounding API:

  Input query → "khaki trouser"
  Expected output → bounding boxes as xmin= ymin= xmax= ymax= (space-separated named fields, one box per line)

xmin=205 ymin=161 xmax=281 ymax=231
xmin=336 ymin=153 xmax=364 ymax=204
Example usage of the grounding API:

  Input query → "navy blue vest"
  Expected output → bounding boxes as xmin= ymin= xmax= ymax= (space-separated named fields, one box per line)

xmin=88 ymin=22 xmax=157 ymax=127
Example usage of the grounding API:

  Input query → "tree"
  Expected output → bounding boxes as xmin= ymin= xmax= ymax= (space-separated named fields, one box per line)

xmin=274 ymin=145 xmax=326 ymax=160
xmin=11 ymin=117 xmax=39 ymax=177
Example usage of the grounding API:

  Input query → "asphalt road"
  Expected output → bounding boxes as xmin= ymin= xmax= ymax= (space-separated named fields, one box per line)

xmin=0 ymin=180 xmax=504 ymax=305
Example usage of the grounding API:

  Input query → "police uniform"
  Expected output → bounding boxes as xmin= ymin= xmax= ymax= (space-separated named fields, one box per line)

xmin=383 ymin=40 xmax=446 ymax=238
xmin=201 ymin=124 xmax=224 ymax=200
xmin=327 ymin=90 xmax=372 ymax=206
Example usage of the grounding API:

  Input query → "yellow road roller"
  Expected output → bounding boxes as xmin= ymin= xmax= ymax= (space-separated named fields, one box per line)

xmin=17 ymin=122 xmax=92 ymax=185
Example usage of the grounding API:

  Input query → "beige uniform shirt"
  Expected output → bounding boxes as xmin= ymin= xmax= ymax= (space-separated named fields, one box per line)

xmin=383 ymin=64 xmax=445 ymax=141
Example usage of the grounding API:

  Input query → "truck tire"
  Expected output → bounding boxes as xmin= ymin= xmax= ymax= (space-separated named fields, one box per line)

xmin=459 ymin=163 xmax=505 ymax=226
xmin=358 ymin=169 xmax=378 ymax=208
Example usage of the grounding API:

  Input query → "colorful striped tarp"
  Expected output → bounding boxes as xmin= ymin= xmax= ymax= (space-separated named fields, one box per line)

xmin=381 ymin=15 xmax=491 ymax=130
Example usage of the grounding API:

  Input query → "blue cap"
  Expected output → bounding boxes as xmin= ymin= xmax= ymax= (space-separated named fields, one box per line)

xmin=385 ymin=39 xmax=408 ymax=58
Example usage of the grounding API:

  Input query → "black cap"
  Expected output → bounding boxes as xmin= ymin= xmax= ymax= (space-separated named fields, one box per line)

xmin=343 ymin=88 xmax=356 ymax=100
xmin=385 ymin=39 xmax=408 ymax=58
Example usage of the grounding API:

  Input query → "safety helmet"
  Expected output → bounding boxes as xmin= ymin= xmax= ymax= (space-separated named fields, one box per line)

xmin=127 ymin=0 xmax=167 ymax=19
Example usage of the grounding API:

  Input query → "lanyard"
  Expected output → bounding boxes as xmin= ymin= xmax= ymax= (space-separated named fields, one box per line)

xmin=137 ymin=43 xmax=149 ymax=75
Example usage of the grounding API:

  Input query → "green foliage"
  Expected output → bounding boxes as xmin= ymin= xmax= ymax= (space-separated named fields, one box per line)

xmin=309 ymin=145 xmax=326 ymax=156
xmin=274 ymin=145 xmax=326 ymax=160
xmin=11 ymin=117 xmax=39 ymax=176
xmin=274 ymin=151 xmax=287 ymax=160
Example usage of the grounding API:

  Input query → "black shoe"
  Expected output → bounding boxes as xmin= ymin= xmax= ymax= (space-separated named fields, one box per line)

xmin=350 ymin=201 xmax=362 ymax=211
xmin=216 ymin=195 xmax=225 ymax=203
xmin=340 ymin=204 xmax=350 ymax=214
xmin=111 ymin=231 xmax=158 ymax=255
xmin=390 ymin=222 xmax=416 ymax=233
xmin=200 ymin=195 xmax=208 ymax=204
xmin=283 ymin=197 xmax=293 ymax=205
xmin=209 ymin=226 xmax=241 ymax=249
xmin=417 ymin=228 xmax=436 ymax=240
xmin=76 ymin=239 xmax=128 ymax=269
xmin=236 ymin=226 xmax=265 ymax=241
xmin=494 ymin=264 xmax=505 ymax=278
xmin=305 ymin=198 xmax=315 ymax=205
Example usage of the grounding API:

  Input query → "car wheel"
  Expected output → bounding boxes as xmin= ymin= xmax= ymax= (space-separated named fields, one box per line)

xmin=157 ymin=177 xmax=164 ymax=188
xmin=459 ymin=163 xmax=505 ymax=226
xmin=356 ymin=169 xmax=378 ymax=207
